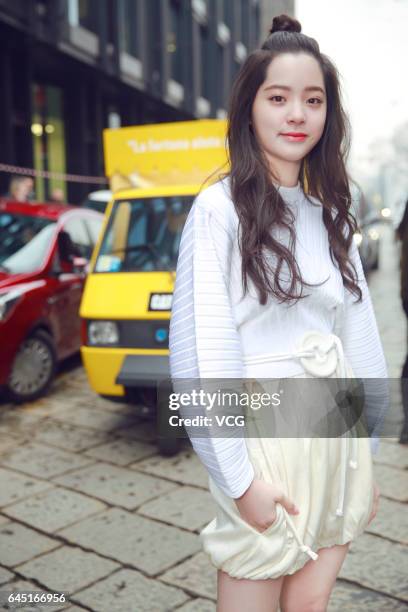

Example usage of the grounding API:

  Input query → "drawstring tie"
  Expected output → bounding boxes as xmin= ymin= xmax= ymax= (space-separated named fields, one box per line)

xmin=249 ymin=331 xmax=358 ymax=562
xmin=284 ymin=512 xmax=319 ymax=561
xmin=328 ymin=334 xmax=359 ymax=516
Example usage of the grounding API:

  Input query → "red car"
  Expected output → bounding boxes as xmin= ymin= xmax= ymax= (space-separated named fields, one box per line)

xmin=0 ymin=199 xmax=104 ymax=402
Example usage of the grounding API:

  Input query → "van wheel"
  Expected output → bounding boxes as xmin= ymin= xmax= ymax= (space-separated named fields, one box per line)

xmin=158 ymin=436 xmax=182 ymax=457
xmin=7 ymin=330 xmax=57 ymax=403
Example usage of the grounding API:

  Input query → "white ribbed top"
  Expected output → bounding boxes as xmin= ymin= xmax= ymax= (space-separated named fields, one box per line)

xmin=169 ymin=176 xmax=388 ymax=499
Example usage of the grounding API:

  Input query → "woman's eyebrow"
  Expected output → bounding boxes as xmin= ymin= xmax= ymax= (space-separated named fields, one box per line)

xmin=264 ymin=84 xmax=325 ymax=94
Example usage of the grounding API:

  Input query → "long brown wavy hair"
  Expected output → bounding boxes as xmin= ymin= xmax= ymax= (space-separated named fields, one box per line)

xmin=221 ymin=14 xmax=362 ymax=307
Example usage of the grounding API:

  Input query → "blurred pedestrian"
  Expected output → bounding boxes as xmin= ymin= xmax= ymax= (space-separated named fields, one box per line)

xmin=5 ymin=175 xmax=35 ymax=202
xmin=396 ymin=197 xmax=408 ymax=443
xmin=49 ymin=187 xmax=65 ymax=204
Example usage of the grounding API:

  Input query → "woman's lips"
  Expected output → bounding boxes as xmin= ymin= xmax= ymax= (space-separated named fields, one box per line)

xmin=280 ymin=134 xmax=307 ymax=142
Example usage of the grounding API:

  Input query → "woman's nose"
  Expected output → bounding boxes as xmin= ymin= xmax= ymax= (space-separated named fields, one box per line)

xmin=286 ymin=103 xmax=306 ymax=123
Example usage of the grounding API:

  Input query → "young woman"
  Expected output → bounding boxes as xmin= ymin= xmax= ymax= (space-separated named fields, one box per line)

xmin=169 ymin=14 xmax=387 ymax=612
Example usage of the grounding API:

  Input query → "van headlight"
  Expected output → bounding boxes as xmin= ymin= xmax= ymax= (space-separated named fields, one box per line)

xmin=88 ymin=321 xmax=119 ymax=345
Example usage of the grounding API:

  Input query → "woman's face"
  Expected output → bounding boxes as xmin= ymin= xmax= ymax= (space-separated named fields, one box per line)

xmin=251 ymin=52 xmax=327 ymax=173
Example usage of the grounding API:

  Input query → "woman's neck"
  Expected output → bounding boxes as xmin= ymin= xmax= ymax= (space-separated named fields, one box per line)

xmin=269 ymin=158 xmax=301 ymax=187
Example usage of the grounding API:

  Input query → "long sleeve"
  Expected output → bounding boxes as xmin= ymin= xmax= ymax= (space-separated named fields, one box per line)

xmin=338 ymin=237 xmax=389 ymax=454
xmin=169 ymin=194 xmax=255 ymax=499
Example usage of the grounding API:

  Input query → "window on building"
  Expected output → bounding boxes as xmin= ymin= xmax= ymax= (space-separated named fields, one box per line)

xmin=31 ymin=84 xmax=67 ymax=202
xmin=253 ymin=3 xmax=260 ymax=47
xmin=78 ymin=0 xmax=98 ymax=32
xmin=121 ymin=0 xmax=139 ymax=57
xmin=107 ymin=0 xmax=116 ymax=48
xmin=200 ymin=24 xmax=211 ymax=100
xmin=169 ymin=0 xmax=183 ymax=83
xmin=232 ymin=59 xmax=241 ymax=83
xmin=234 ymin=0 xmax=248 ymax=45
xmin=220 ymin=0 xmax=233 ymax=26
xmin=216 ymin=43 xmax=225 ymax=110
xmin=241 ymin=0 xmax=249 ymax=46
xmin=146 ymin=0 xmax=162 ymax=89
xmin=234 ymin=0 xmax=241 ymax=39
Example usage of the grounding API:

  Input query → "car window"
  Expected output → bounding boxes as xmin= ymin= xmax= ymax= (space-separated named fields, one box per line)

xmin=0 ymin=212 xmax=56 ymax=274
xmin=85 ymin=217 xmax=103 ymax=245
xmin=63 ymin=218 xmax=93 ymax=259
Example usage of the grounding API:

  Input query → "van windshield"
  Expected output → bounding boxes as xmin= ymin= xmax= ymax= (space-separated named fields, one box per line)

xmin=94 ymin=196 xmax=194 ymax=273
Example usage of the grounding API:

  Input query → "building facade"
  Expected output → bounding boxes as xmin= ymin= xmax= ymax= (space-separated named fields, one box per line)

xmin=0 ymin=0 xmax=293 ymax=203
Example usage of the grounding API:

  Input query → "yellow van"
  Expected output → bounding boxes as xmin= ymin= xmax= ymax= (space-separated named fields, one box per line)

xmin=80 ymin=119 xmax=227 ymax=454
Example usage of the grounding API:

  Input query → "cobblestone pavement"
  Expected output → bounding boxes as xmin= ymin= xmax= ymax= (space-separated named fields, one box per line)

xmin=0 ymin=223 xmax=407 ymax=612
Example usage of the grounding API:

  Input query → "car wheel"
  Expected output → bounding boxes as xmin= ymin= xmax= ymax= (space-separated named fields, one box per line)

xmin=7 ymin=330 xmax=57 ymax=403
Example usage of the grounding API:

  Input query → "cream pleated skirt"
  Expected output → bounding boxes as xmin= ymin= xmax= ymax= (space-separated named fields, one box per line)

xmin=199 ymin=331 xmax=375 ymax=580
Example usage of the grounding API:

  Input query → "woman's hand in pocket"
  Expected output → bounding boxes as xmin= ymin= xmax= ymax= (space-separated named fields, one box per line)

xmin=367 ymin=481 xmax=380 ymax=525
xmin=234 ymin=477 xmax=299 ymax=533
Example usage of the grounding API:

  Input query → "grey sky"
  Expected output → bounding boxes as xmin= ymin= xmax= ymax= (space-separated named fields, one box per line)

xmin=296 ymin=0 xmax=408 ymax=174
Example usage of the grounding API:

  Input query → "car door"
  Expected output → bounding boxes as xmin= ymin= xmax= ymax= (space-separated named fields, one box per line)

xmin=46 ymin=245 xmax=73 ymax=356
xmin=57 ymin=217 xmax=93 ymax=355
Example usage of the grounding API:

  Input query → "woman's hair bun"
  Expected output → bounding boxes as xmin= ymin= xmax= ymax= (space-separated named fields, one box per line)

xmin=269 ymin=14 xmax=301 ymax=35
